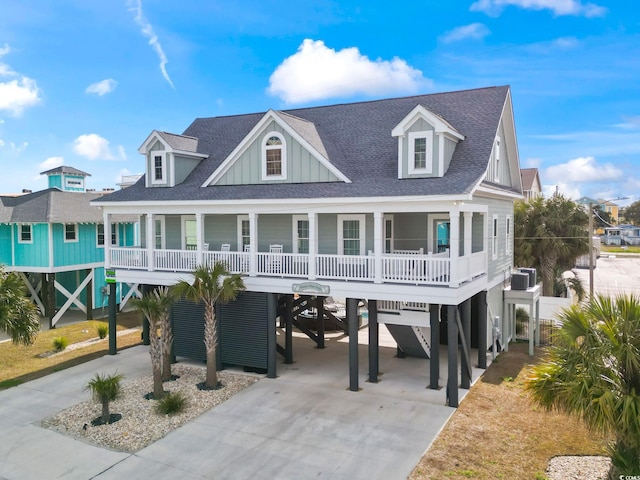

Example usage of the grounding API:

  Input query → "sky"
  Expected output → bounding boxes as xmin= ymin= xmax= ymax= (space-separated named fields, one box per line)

xmin=0 ymin=0 xmax=638 ymax=205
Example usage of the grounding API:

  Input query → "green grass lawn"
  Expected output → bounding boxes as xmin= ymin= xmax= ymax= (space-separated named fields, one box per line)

xmin=601 ymin=245 xmax=640 ymax=254
xmin=0 ymin=317 xmax=142 ymax=389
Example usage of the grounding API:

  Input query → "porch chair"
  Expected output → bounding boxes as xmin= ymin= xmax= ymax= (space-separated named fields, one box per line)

xmin=220 ymin=243 xmax=231 ymax=252
xmin=269 ymin=244 xmax=283 ymax=273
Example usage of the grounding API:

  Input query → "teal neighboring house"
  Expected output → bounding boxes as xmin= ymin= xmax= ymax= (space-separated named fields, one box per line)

xmin=0 ymin=166 xmax=138 ymax=326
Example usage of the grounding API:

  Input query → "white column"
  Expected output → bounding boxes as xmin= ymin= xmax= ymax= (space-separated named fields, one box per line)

xmin=196 ymin=212 xmax=204 ymax=266
xmin=374 ymin=211 xmax=383 ymax=283
xmin=463 ymin=212 xmax=472 ymax=258
xmin=103 ymin=212 xmax=111 ymax=269
xmin=308 ymin=212 xmax=317 ymax=280
xmin=449 ymin=209 xmax=460 ymax=286
xmin=146 ymin=213 xmax=154 ymax=271
xmin=249 ymin=213 xmax=257 ymax=276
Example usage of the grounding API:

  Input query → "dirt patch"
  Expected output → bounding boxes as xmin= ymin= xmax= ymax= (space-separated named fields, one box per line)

xmin=410 ymin=342 xmax=607 ymax=480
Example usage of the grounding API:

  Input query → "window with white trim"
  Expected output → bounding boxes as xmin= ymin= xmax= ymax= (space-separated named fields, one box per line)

xmin=492 ymin=215 xmax=498 ymax=260
xmin=505 ymin=215 xmax=512 ymax=254
xmin=111 ymin=223 xmax=119 ymax=246
xmin=64 ymin=223 xmax=78 ymax=242
xmin=338 ymin=214 xmax=365 ymax=256
xmin=292 ymin=215 xmax=309 ymax=254
xmin=97 ymin=224 xmax=105 ymax=247
xmin=19 ymin=224 xmax=33 ymax=244
xmin=384 ymin=215 xmax=394 ymax=253
xmin=493 ymin=136 xmax=501 ymax=182
xmin=154 ymin=217 xmax=166 ymax=249
xmin=261 ymin=132 xmax=286 ymax=180
xmin=408 ymin=131 xmax=433 ymax=174
xmin=237 ymin=215 xmax=250 ymax=251
xmin=152 ymin=154 xmax=167 ymax=184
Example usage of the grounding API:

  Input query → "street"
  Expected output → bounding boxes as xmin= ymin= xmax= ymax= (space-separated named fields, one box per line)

xmin=575 ymin=255 xmax=640 ymax=298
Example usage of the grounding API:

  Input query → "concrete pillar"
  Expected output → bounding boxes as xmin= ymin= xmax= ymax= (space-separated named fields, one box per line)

xmin=347 ymin=298 xmax=359 ymax=392
xmin=447 ymin=304 xmax=458 ymax=407
xmin=108 ymin=281 xmax=117 ymax=355
xmin=477 ymin=291 xmax=488 ymax=369
xmin=429 ymin=304 xmax=440 ymax=389
xmin=460 ymin=299 xmax=471 ymax=389
xmin=316 ymin=297 xmax=325 ymax=349
xmin=285 ymin=294 xmax=293 ymax=364
xmin=267 ymin=293 xmax=277 ymax=379
xmin=368 ymin=300 xmax=379 ymax=383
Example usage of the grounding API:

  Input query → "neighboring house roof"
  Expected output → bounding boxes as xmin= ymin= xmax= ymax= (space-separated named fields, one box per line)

xmin=40 ymin=166 xmax=91 ymax=177
xmin=98 ymin=85 xmax=515 ymax=203
xmin=520 ymin=168 xmax=540 ymax=192
xmin=0 ymin=189 xmax=135 ymax=223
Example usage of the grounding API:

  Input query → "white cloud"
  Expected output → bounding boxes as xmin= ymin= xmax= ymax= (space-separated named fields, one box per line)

xmin=440 ymin=23 xmax=490 ymax=44
xmin=470 ymin=0 xmax=607 ymax=17
xmin=86 ymin=79 xmax=118 ymax=96
xmin=0 ymin=44 xmax=41 ymax=116
xmin=267 ymin=39 xmax=430 ymax=104
xmin=542 ymin=183 xmax=581 ymax=199
xmin=73 ymin=133 xmax=125 ymax=160
xmin=544 ymin=156 xmax=622 ymax=183
xmin=39 ymin=156 xmax=64 ymax=171
xmin=614 ymin=116 xmax=640 ymax=130
xmin=127 ymin=0 xmax=175 ymax=89
xmin=524 ymin=157 xmax=542 ymax=168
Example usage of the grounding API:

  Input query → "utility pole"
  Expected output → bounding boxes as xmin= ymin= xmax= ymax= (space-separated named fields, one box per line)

xmin=589 ymin=202 xmax=594 ymax=298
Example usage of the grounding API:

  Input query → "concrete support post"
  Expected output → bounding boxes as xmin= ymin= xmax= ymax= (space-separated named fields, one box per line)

xmin=429 ymin=304 xmax=440 ymax=389
xmin=368 ymin=300 xmax=379 ymax=383
xmin=285 ymin=294 xmax=293 ymax=364
xmin=447 ymin=304 xmax=459 ymax=407
xmin=477 ymin=291 xmax=488 ymax=369
xmin=347 ymin=298 xmax=359 ymax=392
xmin=460 ymin=299 xmax=472 ymax=389
xmin=267 ymin=293 xmax=277 ymax=379
xmin=141 ymin=284 xmax=150 ymax=345
xmin=316 ymin=297 xmax=325 ymax=349
xmin=108 ymin=281 xmax=117 ymax=355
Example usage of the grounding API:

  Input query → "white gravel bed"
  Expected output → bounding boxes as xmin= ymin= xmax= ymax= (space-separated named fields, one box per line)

xmin=547 ymin=455 xmax=612 ymax=480
xmin=41 ymin=363 xmax=259 ymax=453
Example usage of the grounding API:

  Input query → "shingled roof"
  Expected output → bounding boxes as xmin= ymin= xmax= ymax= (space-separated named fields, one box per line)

xmin=98 ymin=85 xmax=513 ymax=203
xmin=0 ymin=189 xmax=135 ymax=223
xmin=40 ymin=166 xmax=91 ymax=177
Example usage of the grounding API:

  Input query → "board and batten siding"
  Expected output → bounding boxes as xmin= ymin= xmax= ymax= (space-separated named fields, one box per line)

xmin=0 ymin=224 xmax=12 ymax=265
xmin=174 ymin=155 xmax=200 ymax=185
xmin=485 ymin=120 xmax=513 ymax=188
xmin=468 ymin=195 xmax=514 ymax=282
xmin=52 ymin=223 xmax=104 ymax=267
xmin=14 ymin=223 xmax=49 ymax=267
xmin=401 ymin=119 xmax=438 ymax=178
xmin=215 ymin=120 xmax=339 ymax=186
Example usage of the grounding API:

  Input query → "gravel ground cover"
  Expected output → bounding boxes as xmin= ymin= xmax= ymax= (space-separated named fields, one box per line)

xmin=42 ymin=363 xmax=259 ymax=453
xmin=546 ymin=456 xmax=612 ymax=480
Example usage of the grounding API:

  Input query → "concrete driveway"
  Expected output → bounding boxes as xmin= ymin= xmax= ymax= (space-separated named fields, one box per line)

xmin=0 ymin=328 xmax=478 ymax=480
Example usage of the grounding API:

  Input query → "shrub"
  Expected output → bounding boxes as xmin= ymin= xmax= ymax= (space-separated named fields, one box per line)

xmin=97 ymin=323 xmax=108 ymax=339
xmin=52 ymin=336 xmax=68 ymax=352
xmin=155 ymin=391 xmax=187 ymax=416
xmin=85 ymin=372 xmax=124 ymax=424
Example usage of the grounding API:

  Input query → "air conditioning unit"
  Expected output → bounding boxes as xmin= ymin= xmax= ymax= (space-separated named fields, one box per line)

xmin=518 ymin=268 xmax=537 ymax=288
xmin=511 ymin=272 xmax=529 ymax=291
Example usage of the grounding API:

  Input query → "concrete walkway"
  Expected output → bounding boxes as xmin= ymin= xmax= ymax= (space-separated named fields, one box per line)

xmin=0 ymin=328 xmax=484 ymax=479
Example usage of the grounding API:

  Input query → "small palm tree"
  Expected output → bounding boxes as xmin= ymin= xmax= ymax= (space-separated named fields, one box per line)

xmin=526 ymin=294 xmax=640 ymax=477
xmin=85 ymin=372 xmax=124 ymax=424
xmin=130 ymin=286 xmax=174 ymax=398
xmin=173 ymin=263 xmax=245 ymax=389
xmin=0 ymin=266 xmax=40 ymax=346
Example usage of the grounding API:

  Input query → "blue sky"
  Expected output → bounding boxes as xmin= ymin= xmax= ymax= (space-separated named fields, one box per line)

xmin=1 ymin=0 xmax=638 ymax=205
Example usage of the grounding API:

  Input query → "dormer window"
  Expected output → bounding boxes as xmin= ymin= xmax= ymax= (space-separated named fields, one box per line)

xmin=408 ymin=131 xmax=433 ymax=174
xmin=152 ymin=154 xmax=166 ymax=184
xmin=262 ymin=132 xmax=286 ymax=180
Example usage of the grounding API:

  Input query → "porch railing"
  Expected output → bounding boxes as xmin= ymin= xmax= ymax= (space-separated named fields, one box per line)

xmin=108 ymin=247 xmax=486 ymax=287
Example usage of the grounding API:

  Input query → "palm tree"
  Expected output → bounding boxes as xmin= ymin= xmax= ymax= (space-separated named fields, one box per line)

xmin=173 ymin=263 xmax=245 ymax=389
xmin=514 ymin=194 xmax=589 ymax=296
xmin=526 ymin=294 xmax=640 ymax=477
xmin=130 ymin=286 xmax=174 ymax=399
xmin=85 ymin=372 xmax=124 ymax=424
xmin=0 ymin=266 xmax=40 ymax=346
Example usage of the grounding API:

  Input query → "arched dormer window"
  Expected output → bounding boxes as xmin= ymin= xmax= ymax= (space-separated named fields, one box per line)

xmin=262 ymin=132 xmax=286 ymax=180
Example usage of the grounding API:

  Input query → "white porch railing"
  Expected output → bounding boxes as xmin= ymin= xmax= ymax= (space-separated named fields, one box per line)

xmin=108 ymin=247 xmax=487 ymax=287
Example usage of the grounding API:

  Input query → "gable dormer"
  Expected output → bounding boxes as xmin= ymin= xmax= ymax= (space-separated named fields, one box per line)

xmin=202 ymin=110 xmax=350 ymax=187
xmin=138 ymin=131 xmax=207 ymax=188
xmin=391 ymin=105 xmax=464 ymax=179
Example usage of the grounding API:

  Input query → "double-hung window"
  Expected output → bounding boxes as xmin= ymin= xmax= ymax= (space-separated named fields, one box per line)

xmin=292 ymin=216 xmax=309 ymax=254
xmin=97 ymin=224 xmax=105 ymax=247
xmin=262 ymin=132 xmax=286 ymax=180
xmin=65 ymin=223 xmax=78 ymax=242
xmin=19 ymin=224 xmax=32 ymax=243
xmin=338 ymin=215 xmax=365 ymax=256
xmin=408 ymin=131 xmax=433 ymax=174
